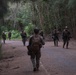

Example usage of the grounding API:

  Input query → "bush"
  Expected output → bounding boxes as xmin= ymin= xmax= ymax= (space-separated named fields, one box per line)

xmin=11 ymin=30 xmax=21 ymax=39
xmin=25 ymin=23 xmax=35 ymax=37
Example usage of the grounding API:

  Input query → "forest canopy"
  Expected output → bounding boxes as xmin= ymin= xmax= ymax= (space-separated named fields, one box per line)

xmin=0 ymin=0 xmax=76 ymax=38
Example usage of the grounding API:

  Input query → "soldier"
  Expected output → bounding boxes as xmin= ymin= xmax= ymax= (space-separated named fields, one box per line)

xmin=21 ymin=31 xmax=27 ymax=46
xmin=28 ymin=28 xmax=45 ymax=72
xmin=62 ymin=26 xmax=71 ymax=49
xmin=2 ymin=32 xmax=6 ymax=44
xmin=8 ymin=31 xmax=11 ymax=40
xmin=52 ymin=28 xmax=59 ymax=46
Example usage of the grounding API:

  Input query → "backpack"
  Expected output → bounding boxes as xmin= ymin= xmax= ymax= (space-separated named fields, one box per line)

xmin=31 ymin=35 xmax=41 ymax=51
xmin=63 ymin=30 xmax=69 ymax=38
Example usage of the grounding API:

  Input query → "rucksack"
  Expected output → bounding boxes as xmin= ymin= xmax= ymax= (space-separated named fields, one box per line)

xmin=63 ymin=31 xmax=69 ymax=37
xmin=31 ymin=35 xmax=41 ymax=51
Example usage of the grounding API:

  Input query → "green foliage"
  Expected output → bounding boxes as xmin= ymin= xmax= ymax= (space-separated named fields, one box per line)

xmin=16 ymin=3 xmax=32 ymax=25
xmin=8 ymin=23 xmax=35 ymax=39
xmin=25 ymin=23 xmax=35 ymax=36
xmin=43 ymin=0 xmax=48 ymax=2
xmin=5 ymin=2 xmax=33 ymax=31
xmin=11 ymin=0 xmax=21 ymax=3
xmin=68 ymin=0 xmax=76 ymax=9
xmin=11 ymin=30 xmax=21 ymax=39
xmin=0 ymin=0 xmax=8 ymax=18
xmin=1 ymin=26 xmax=7 ymax=32
xmin=0 ymin=0 xmax=76 ymax=39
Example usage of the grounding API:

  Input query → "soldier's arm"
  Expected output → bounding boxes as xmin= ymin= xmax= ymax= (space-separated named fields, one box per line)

xmin=40 ymin=37 xmax=45 ymax=45
xmin=29 ymin=36 xmax=33 ymax=46
xmin=69 ymin=31 xmax=72 ymax=38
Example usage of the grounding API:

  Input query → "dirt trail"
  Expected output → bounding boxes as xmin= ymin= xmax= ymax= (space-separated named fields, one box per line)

xmin=0 ymin=40 xmax=76 ymax=75
xmin=0 ymin=40 xmax=47 ymax=75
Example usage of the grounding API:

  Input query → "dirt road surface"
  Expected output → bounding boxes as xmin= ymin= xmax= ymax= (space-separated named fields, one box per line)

xmin=0 ymin=40 xmax=76 ymax=75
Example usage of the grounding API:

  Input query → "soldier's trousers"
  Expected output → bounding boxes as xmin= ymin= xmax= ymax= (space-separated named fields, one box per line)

xmin=54 ymin=39 xmax=58 ymax=46
xmin=22 ymin=38 xmax=26 ymax=46
xmin=3 ymin=39 xmax=5 ymax=44
xmin=63 ymin=39 xmax=69 ymax=48
xmin=30 ymin=51 xmax=41 ymax=69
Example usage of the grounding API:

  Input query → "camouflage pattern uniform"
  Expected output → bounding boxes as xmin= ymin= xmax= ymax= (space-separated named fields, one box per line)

xmin=28 ymin=29 xmax=45 ymax=71
xmin=52 ymin=29 xmax=59 ymax=46
xmin=62 ymin=27 xmax=71 ymax=49
xmin=21 ymin=31 xmax=27 ymax=46
xmin=2 ymin=32 xmax=6 ymax=44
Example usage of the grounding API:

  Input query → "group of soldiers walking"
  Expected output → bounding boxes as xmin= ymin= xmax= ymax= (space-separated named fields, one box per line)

xmin=52 ymin=26 xmax=71 ymax=49
xmin=2 ymin=31 xmax=11 ymax=44
xmin=1 ymin=26 xmax=71 ymax=72
xmin=20 ymin=26 xmax=71 ymax=72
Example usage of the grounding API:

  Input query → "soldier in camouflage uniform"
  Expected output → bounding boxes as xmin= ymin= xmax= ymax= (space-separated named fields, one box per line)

xmin=28 ymin=28 xmax=45 ymax=72
xmin=62 ymin=26 xmax=71 ymax=49
xmin=21 ymin=31 xmax=27 ymax=46
xmin=2 ymin=32 xmax=6 ymax=44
